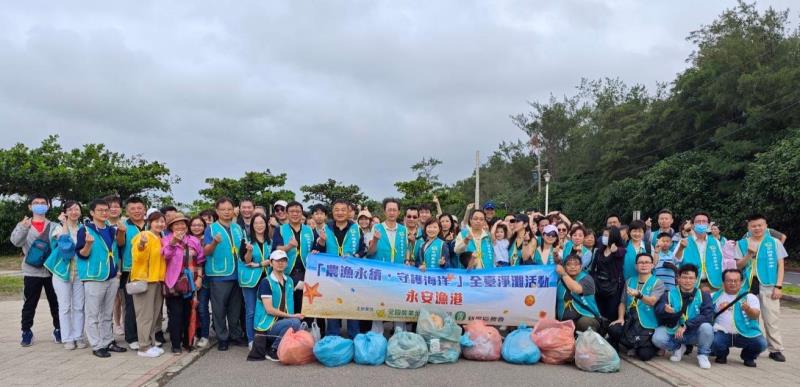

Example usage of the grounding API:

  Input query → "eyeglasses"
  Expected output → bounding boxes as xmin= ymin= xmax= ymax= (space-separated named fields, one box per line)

xmin=274 ymin=206 xmax=286 ymax=213
xmin=557 ymin=228 xmax=568 ymax=232
xmin=406 ymin=215 xmax=418 ymax=219
xmin=544 ymin=232 xmax=558 ymax=238
xmin=636 ymin=261 xmax=653 ymax=265
xmin=508 ymin=219 xmax=517 ymax=223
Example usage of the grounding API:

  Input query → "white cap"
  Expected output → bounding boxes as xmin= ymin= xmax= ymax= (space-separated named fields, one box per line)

xmin=543 ymin=224 xmax=558 ymax=234
xmin=273 ymin=200 xmax=288 ymax=209
xmin=146 ymin=208 xmax=159 ymax=218
xmin=269 ymin=250 xmax=288 ymax=261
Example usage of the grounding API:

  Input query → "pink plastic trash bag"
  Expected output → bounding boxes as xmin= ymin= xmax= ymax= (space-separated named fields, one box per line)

xmin=277 ymin=328 xmax=316 ymax=365
xmin=460 ymin=320 xmax=502 ymax=361
xmin=531 ymin=318 xmax=575 ymax=364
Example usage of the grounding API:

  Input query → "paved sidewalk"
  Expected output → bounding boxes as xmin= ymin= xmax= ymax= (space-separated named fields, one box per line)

xmin=0 ymin=299 xmax=203 ymax=387
xmin=625 ymin=306 xmax=800 ymax=387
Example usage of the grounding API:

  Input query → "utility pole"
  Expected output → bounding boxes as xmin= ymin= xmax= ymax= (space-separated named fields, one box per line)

xmin=474 ymin=150 xmax=480 ymax=208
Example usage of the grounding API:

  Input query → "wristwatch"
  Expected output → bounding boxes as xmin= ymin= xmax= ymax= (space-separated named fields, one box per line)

xmin=775 ymin=285 xmax=783 ymax=289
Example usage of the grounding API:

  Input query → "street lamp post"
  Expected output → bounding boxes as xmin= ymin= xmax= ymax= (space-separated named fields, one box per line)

xmin=544 ymin=172 xmax=551 ymax=214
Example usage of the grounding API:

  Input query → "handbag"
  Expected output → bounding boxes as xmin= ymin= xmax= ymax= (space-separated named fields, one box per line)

xmin=126 ymin=280 xmax=148 ymax=295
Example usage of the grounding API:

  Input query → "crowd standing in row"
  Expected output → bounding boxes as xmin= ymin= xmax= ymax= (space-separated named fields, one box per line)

xmin=12 ymin=194 xmax=789 ymax=368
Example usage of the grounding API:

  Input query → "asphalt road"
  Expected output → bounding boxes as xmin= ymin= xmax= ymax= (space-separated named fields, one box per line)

xmin=783 ymin=270 xmax=800 ymax=285
xmin=167 ymin=345 xmax=669 ymax=387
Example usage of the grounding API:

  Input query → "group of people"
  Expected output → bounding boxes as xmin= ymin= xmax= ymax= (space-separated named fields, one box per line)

xmin=13 ymin=194 xmax=789 ymax=369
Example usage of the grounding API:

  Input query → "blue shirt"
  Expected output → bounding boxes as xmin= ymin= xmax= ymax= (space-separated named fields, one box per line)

xmin=75 ymin=222 xmax=118 ymax=281
xmin=204 ymin=224 xmax=239 ymax=282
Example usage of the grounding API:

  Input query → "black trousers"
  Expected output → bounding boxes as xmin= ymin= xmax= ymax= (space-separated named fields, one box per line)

xmin=608 ymin=322 xmax=657 ymax=361
xmin=22 ymin=276 xmax=59 ymax=331
xmin=119 ymin=271 xmax=139 ymax=343
xmin=165 ymin=296 xmax=192 ymax=349
xmin=596 ymin=290 xmax=621 ymax=321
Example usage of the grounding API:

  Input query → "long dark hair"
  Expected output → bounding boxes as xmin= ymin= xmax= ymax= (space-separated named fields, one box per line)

xmin=605 ymin=226 xmax=624 ymax=249
xmin=250 ymin=213 xmax=270 ymax=242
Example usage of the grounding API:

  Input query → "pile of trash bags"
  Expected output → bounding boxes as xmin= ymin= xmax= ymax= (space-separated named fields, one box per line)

xmin=416 ymin=308 xmax=462 ymax=364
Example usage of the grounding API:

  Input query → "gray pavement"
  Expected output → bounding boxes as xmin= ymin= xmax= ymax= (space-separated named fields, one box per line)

xmin=167 ymin=345 xmax=669 ymax=387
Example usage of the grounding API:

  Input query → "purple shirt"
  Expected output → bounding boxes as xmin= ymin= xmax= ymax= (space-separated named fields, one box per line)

xmin=161 ymin=235 xmax=205 ymax=287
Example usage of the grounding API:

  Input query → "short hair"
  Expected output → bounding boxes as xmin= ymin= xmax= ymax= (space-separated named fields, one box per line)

xmin=563 ymin=253 xmax=582 ymax=266
xmin=495 ymin=224 xmax=508 ymax=237
xmin=286 ymin=201 xmax=303 ymax=211
xmin=215 ymin=197 xmax=234 ymax=208
xmin=722 ymin=268 xmax=742 ymax=281
xmin=419 ymin=204 xmax=432 ymax=212
xmin=103 ymin=195 xmax=122 ymax=207
xmin=657 ymin=232 xmax=672 ymax=240
xmin=606 ymin=213 xmax=621 ymax=222
xmin=423 ymin=218 xmax=441 ymax=231
xmin=199 ymin=209 xmax=217 ymax=221
xmin=746 ymin=213 xmax=767 ymax=223
xmin=691 ymin=211 xmax=711 ymax=223
xmin=678 ymin=264 xmax=698 ymax=277
xmin=239 ymin=198 xmax=254 ymax=206
xmin=125 ymin=196 xmax=145 ymax=207
xmin=569 ymin=224 xmax=586 ymax=237
xmin=629 ymin=220 xmax=646 ymax=231
xmin=160 ymin=205 xmax=178 ymax=214
xmin=62 ymin=200 xmax=81 ymax=213
xmin=311 ymin=204 xmax=329 ymax=215
xmin=188 ymin=216 xmax=207 ymax=234
xmin=405 ymin=206 xmax=419 ymax=214
xmin=28 ymin=194 xmax=48 ymax=204
xmin=657 ymin=209 xmax=673 ymax=217
xmin=147 ymin=211 xmax=164 ymax=223
xmin=89 ymin=198 xmax=109 ymax=212
xmin=382 ymin=198 xmax=401 ymax=210
xmin=331 ymin=199 xmax=349 ymax=209
xmin=635 ymin=252 xmax=653 ymax=264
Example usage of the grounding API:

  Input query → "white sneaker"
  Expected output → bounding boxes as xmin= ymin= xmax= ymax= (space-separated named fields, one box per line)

xmin=137 ymin=347 xmax=162 ymax=358
xmin=697 ymin=355 xmax=711 ymax=369
xmin=670 ymin=344 xmax=687 ymax=362
xmin=64 ymin=341 xmax=76 ymax=350
xmin=154 ymin=346 xmax=165 ymax=355
xmin=196 ymin=338 xmax=209 ymax=348
xmin=129 ymin=341 xmax=140 ymax=350
xmin=76 ymin=340 xmax=87 ymax=349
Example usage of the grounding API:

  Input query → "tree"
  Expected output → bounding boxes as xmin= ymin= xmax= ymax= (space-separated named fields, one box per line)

xmin=0 ymin=135 xmax=176 ymax=203
xmin=198 ymin=170 xmax=294 ymax=207
xmin=299 ymin=178 xmax=368 ymax=206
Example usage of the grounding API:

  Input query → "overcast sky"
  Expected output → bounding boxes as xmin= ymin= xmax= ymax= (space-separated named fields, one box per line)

xmin=0 ymin=0 xmax=795 ymax=204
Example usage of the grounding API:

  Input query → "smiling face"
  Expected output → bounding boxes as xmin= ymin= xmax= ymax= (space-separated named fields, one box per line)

xmin=190 ymin=219 xmax=205 ymax=237
xmin=150 ymin=217 xmax=166 ymax=234
xmin=64 ymin=203 xmax=82 ymax=222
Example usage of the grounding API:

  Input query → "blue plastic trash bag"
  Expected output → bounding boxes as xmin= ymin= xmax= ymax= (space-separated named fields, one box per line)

xmin=575 ymin=328 xmax=620 ymax=373
xmin=313 ymin=336 xmax=354 ymax=367
xmin=354 ymin=331 xmax=387 ymax=365
xmin=385 ymin=327 xmax=429 ymax=369
xmin=416 ymin=308 xmax=462 ymax=364
xmin=501 ymin=324 xmax=541 ymax=365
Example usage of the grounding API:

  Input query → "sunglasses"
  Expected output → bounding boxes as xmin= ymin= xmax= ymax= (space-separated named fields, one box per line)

xmin=274 ymin=206 xmax=286 ymax=213
xmin=544 ymin=231 xmax=558 ymax=238
xmin=557 ymin=228 xmax=567 ymax=232
xmin=406 ymin=215 xmax=418 ymax=219
xmin=508 ymin=219 xmax=517 ymax=223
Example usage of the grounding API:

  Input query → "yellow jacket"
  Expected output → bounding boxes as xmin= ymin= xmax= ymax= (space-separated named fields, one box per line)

xmin=131 ymin=231 xmax=166 ymax=282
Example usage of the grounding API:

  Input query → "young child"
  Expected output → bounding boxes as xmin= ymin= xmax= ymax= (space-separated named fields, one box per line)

xmin=653 ymin=232 xmax=680 ymax=290
xmin=492 ymin=223 xmax=510 ymax=267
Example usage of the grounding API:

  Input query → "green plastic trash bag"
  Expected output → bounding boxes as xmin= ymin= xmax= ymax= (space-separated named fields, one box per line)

xmin=575 ymin=327 xmax=620 ymax=373
xmin=354 ymin=331 xmax=387 ymax=365
xmin=385 ymin=327 xmax=429 ymax=369
xmin=416 ymin=308 xmax=462 ymax=364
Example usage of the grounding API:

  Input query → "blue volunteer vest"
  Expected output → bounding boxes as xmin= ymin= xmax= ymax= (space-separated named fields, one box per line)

xmin=623 ymin=241 xmax=647 ymax=281
xmin=238 ymin=239 xmax=267 ymax=288
xmin=459 ymin=229 xmax=494 ymax=269
xmin=557 ymin=272 xmax=600 ymax=320
xmin=666 ymin=287 xmax=703 ymax=334
xmin=76 ymin=225 xmax=120 ymax=282
xmin=253 ymin=274 xmax=295 ymax=331
xmin=682 ymin=236 xmax=723 ymax=289
xmin=737 ymin=236 xmax=780 ymax=289
xmin=533 ymin=246 xmax=556 ymax=265
xmin=370 ymin=223 xmax=407 ymax=264
xmin=44 ymin=238 xmax=71 ymax=281
xmin=121 ymin=220 xmax=142 ymax=271
xmin=325 ymin=223 xmax=361 ymax=257
xmin=508 ymin=240 xmax=524 ymax=266
xmin=420 ymin=238 xmax=445 ymax=268
xmin=626 ymin=275 xmax=659 ymax=329
xmin=206 ymin=222 xmax=245 ymax=277
xmin=280 ymin=223 xmax=314 ymax=272
xmin=711 ymin=290 xmax=761 ymax=338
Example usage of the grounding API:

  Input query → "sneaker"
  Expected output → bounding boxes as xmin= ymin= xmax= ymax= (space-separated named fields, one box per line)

xmin=697 ymin=355 xmax=711 ymax=369
xmin=53 ymin=329 xmax=62 ymax=344
xmin=155 ymin=331 xmax=166 ymax=345
xmin=93 ymin=349 xmax=111 ymax=358
xmin=64 ymin=341 xmax=76 ymax=350
xmin=76 ymin=340 xmax=88 ymax=349
xmin=196 ymin=338 xmax=209 ymax=348
xmin=769 ymin=352 xmax=786 ymax=362
xmin=137 ymin=347 xmax=162 ymax=358
xmin=129 ymin=341 xmax=140 ymax=350
xmin=171 ymin=346 xmax=182 ymax=355
xmin=743 ymin=359 xmax=757 ymax=367
xmin=155 ymin=346 xmax=165 ymax=355
xmin=218 ymin=341 xmax=229 ymax=351
xmin=715 ymin=356 xmax=727 ymax=364
xmin=266 ymin=348 xmax=279 ymax=362
xmin=670 ymin=344 xmax=687 ymax=362
xmin=21 ymin=330 xmax=33 ymax=347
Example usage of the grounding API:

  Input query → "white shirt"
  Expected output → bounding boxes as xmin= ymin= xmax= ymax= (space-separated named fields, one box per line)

xmin=713 ymin=292 xmax=760 ymax=334
xmin=695 ymin=237 xmax=707 ymax=279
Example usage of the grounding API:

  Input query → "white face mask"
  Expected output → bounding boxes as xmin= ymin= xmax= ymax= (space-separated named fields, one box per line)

xmin=601 ymin=236 xmax=609 ymax=245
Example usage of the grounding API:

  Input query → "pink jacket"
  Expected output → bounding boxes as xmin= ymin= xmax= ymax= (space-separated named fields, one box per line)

xmin=161 ymin=235 xmax=205 ymax=288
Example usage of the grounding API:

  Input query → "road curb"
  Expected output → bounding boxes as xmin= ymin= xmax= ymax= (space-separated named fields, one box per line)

xmin=621 ymin=355 xmax=692 ymax=387
xmin=141 ymin=341 xmax=217 ymax=387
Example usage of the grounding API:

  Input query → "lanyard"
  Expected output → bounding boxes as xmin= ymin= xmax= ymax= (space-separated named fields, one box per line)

xmin=218 ymin=223 xmax=237 ymax=257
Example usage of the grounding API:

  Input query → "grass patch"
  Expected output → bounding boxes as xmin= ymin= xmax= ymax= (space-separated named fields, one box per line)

xmin=0 ymin=275 xmax=23 ymax=297
xmin=783 ymin=284 xmax=800 ymax=296
xmin=0 ymin=254 xmax=20 ymax=271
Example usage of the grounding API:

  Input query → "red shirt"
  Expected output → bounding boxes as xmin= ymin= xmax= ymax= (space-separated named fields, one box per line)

xmin=32 ymin=220 xmax=45 ymax=234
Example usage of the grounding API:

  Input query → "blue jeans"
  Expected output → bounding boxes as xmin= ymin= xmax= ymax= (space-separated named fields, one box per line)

xmin=712 ymin=331 xmax=767 ymax=361
xmin=196 ymin=285 xmax=211 ymax=339
xmin=266 ymin=318 xmax=302 ymax=350
xmin=326 ymin=319 xmax=360 ymax=339
xmin=242 ymin=286 xmax=258 ymax=342
xmin=652 ymin=323 xmax=713 ymax=355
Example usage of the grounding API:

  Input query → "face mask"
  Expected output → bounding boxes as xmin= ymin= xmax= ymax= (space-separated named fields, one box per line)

xmin=601 ymin=236 xmax=609 ymax=245
xmin=31 ymin=204 xmax=48 ymax=215
xmin=694 ymin=224 xmax=709 ymax=234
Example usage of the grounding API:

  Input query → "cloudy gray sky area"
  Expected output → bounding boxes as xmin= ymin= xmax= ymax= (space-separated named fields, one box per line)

xmin=0 ymin=1 xmax=794 ymax=204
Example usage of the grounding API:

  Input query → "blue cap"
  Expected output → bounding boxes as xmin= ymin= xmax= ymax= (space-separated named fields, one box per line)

xmin=483 ymin=201 xmax=496 ymax=210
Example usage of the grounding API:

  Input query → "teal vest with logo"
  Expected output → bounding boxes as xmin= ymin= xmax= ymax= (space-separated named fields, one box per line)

xmin=76 ymin=225 xmax=120 ymax=282
xmin=623 ymin=241 xmax=647 ymax=281
xmin=370 ymin=223 xmax=407 ymax=264
xmin=711 ymin=290 xmax=761 ymax=338
xmin=682 ymin=236 xmax=723 ymax=289
xmin=420 ymin=238 xmax=445 ymax=268
xmin=557 ymin=272 xmax=600 ymax=320
xmin=533 ymin=246 xmax=556 ymax=265
xmin=206 ymin=222 xmax=244 ymax=277
xmin=280 ymin=223 xmax=314 ymax=273
xmin=459 ymin=229 xmax=494 ymax=269
xmin=254 ymin=274 xmax=295 ymax=331
xmin=44 ymin=237 xmax=71 ymax=281
xmin=625 ymin=275 xmax=659 ymax=329
xmin=325 ymin=223 xmax=361 ymax=257
xmin=737 ymin=236 xmax=780 ymax=289
xmin=509 ymin=240 xmax=524 ymax=266
xmin=121 ymin=220 xmax=142 ymax=271
xmin=666 ymin=287 xmax=703 ymax=334
xmin=238 ymin=239 xmax=267 ymax=288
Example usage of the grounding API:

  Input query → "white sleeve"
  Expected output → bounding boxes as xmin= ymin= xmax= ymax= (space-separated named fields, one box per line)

xmin=746 ymin=294 xmax=760 ymax=311
xmin=775 ymin=241 xmax=788 ymax=260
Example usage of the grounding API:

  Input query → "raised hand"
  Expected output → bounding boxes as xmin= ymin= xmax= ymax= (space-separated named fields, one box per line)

xmin=213 ymin=233 xmax=223 ymax=245
xmin=288 ymin=236 xmax=298 ymax=249
xmin=20 ymin=216 xmax=31 ymax=228
xmin=86 ymin=232 xmax=95 ymax=244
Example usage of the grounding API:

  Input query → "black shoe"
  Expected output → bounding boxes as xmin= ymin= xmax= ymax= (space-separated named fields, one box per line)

xmin=171 ymin=346 xmax=182 ymax=354
xmin=685 ymin=345 xmax=694 ymax=355
xmin=218 ymin=341 xmax=229 ymax=351
xmin=715 ymin=357 xmax=727 ymax=364
xmin=744 ymin=359 xmax=757 ymax=367
xmin=93 ymin=349 xmax=111 ymax=358
xmin=107 ymin=343 xmax=127 ymax=353
xmin=266 ymin=347 xmax=279 ymax=362
xmin=232 ymin=338 xmax=248 ymax=347
xmin=768 ymin=352 xmax=786 ymax=362
xmin=155 ymin=331 xmax=166 ymax=344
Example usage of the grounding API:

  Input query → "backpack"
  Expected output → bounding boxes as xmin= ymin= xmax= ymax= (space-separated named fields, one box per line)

xmin=24 ymin=223 xmax=52 ymax=268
